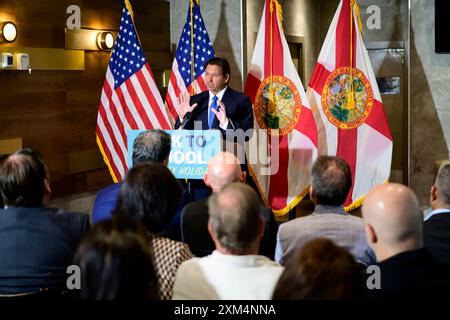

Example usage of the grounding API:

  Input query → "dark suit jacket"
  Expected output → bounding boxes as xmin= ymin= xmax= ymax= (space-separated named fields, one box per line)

xmin=174 ymin=87 xmax=254 ymax=136
xmin=0 ymin=207 xmax=90 ymax=294
xmin=365 ymin=248 xmax=450 ymax=300
xmin=424 ymin=210 xmax=450 ymax=266
xmin=180 ymin=199 xmax=278 ymax=259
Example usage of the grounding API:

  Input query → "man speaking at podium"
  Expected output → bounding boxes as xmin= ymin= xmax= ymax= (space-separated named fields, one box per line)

xmin=174 ymin=57 xmax=254 ymax=201
xmin=174 ymin=57 xmax=253 ymax=135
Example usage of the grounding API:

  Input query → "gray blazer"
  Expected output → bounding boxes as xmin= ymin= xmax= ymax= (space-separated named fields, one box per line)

xmin=275 ymin=204 xmax=375 ymax=266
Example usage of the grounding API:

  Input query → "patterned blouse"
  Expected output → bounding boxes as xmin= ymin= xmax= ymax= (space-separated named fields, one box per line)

xmin=149 ymin=234 xmax=193 ymax=300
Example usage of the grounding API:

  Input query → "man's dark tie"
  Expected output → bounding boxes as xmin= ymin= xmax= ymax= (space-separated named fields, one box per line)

xmin=208 ymin=95 xmax=219 ymax=129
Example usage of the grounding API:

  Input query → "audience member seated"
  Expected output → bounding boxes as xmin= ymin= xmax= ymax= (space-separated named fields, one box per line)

xmin=92 ymin=129 xmax=189 ymax=240
xmin=424 ymin=163 xmax=450 ymax=265
xmin=173 ymin=183 xmax=284 ymax=300
xmin=275 ymin=155 xmax=374 ymax=266
xmin=181 ymin=152 xmax=278 ymax=258
xmin=113 ymin=162 xmax=192 ymax=300
xmin=0 ymin=153 xmax=8 ymax=208
xmin=273 ymin=238 xmax=365 ymax=300
xmin=362 ymin=183 xmax=450 ymax=300
xmin=0 ymin=148 xmax=90 ymax=295
xmin=74 ymin=217 xmax=158 ymax=300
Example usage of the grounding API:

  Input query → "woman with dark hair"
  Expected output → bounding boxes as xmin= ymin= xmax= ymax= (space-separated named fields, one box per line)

xmin=113 ymin=162 xmax=192 ymax=300
xmin=273 ymin=238 xmax=365 ymax=300
xmin=74 ymin=217 xmax=158 ymax=300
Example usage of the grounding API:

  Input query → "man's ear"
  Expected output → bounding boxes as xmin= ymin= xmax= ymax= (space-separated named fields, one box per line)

xmin=365 ymin=223 xmax=377 ymax=245
xmin=430 ymin=185 xmax=438 ymax=204
xmin=224 ymin=74 xmax=230 ymax=85
xmin=207 ymin=219 xmax=217 ymax=242
xmin=43 ymin=178 xmax=52 ymax=206
xmin=310 ymin=186 xmax=316 ymax=203
xmin=257 ymin=216 xmax=266 ymax=239
xmin=204 ymin=173 xmax=211 ymax=187
xmin=240 ymin=171 xmax=247 ymax=183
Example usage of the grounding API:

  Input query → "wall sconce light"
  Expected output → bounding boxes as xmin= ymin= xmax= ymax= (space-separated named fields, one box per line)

xmin=0 ymin=21 xmax=17 ymax=43
xmin=97 ymin=32 xmax=114 ymax=50
xmin=65 ymin=28 xmax=116 ymax=51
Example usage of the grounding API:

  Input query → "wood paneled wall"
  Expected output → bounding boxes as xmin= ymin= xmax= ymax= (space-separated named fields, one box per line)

xmin=0 ymin=0 xmax=172 ymax=197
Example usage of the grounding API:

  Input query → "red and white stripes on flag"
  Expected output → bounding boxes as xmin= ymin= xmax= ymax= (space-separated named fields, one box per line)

xmin=165 ymin=0 xmax=215 ymax=121
xmin=96 ymin=0 xmax=172 ymax=183
xmin=306 ymin=0 xmax=393 ymax=210
xmin=245 ymin=0 xmax=318 ymax=216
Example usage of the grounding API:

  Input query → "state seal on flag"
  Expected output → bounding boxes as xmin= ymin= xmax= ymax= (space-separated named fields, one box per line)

xmin=321 ymin=67 xmax=374 ymax=129
xmin=254 ymin=75 xmax=302 ymax=136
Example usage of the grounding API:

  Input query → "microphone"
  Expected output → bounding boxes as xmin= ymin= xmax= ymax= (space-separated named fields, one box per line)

xmin=178 ymin=112 xmax=192 ymax=129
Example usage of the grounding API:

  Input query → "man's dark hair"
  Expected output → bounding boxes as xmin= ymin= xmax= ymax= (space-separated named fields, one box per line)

xmin=132 ymin=130 xmax=171 ymax=166
xmin=208 ymin=183 xmax=261 ymax=253
xmin=311 ymin=155 xmax=352 ymax=206
xmin=0 ymin=148 xmax=48 ymax=207
xmin=436 ymin=164 xmax=450 ymax=205
xmin=204 ymin=57 xmax=231 ymax=79
xmin=113 ymin=162 xmax=182 ymax=234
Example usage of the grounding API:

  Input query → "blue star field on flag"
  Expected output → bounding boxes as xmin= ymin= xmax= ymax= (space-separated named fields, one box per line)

xmin=110 ymin=6 xmax=147 ymax=89
xmin=175 ymin=2 xmax=215 ymax=88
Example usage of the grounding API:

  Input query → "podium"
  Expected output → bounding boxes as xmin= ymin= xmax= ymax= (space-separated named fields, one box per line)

xmin=127 ymin=130 xmax=222 ymax=180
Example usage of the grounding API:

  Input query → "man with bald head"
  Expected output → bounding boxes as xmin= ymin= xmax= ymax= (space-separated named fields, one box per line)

xmin=180 ymin=152 xmax=277 ymax=258
xmin=362 ymin=183 xmax=450 ymax=299
xmin=173 ymin=183 xmax=283 ymax=300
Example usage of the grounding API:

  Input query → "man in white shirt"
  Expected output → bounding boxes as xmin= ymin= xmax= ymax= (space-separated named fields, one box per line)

xmin=172 ymin=183 xmax=283 ymax=300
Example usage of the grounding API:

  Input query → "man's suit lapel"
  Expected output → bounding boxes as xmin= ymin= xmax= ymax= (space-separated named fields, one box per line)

xmin=192 ymin=91 xmax=209 ymax=130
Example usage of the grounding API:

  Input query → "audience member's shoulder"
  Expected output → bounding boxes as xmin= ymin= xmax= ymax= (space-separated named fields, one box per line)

xmin=95 ymin=183 xmax=121 ymax=200
xmin=347 ymin=213 xmax=364 ymax=222
xmin=279 ymin=215 xmax=311 ymax=231
xmin=50 ymin=208 xmax=90 ymax=228
xmin=256 ymin=255 xmax=284 ymax=269
xmin=151 ymin=235 xmax=192 ymax=255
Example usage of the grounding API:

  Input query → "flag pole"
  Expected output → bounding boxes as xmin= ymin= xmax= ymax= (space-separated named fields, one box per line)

xmin=348 ymin=0 xmax=363 ymax=111
xmin=190 ymin=0 xmax=195 ymax=95
xmin=269 ymin=0 xmax=275 ymax=112
xmin=348 ymin=0 xmax=356 ymax=111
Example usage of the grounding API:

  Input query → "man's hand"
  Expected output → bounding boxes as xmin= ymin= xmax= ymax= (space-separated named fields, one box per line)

xmin=211 ymin=100 xmax=228 ymax=127
xmin=176 ymin=93 xmax=198 ymax=119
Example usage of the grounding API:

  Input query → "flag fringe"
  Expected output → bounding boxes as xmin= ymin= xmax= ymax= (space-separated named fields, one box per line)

xmin=247 ymin=163 xmax=310 ymax=217
xmin=96 ymin=134 xmax=119 ymax=183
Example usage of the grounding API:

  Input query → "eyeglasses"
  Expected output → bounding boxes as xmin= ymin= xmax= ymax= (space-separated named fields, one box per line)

xmin=205 ymin=72 xmax=223 ymax=78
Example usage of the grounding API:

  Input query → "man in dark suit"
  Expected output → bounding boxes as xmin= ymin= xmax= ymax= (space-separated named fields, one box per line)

xmin=0 ymin=148 xmax=90 ymax=294
xmin=180 ymin=152 xmax=277 ymax=259
xmin=174 ymin=57 xmax=254 ymax=201
xmin=362 ymin=183 xmax=450 ymax=300
xmin=174 ymin=57 xmax=253 ymax=135
xmin=424 ymin=163 xmax=450 ymax=265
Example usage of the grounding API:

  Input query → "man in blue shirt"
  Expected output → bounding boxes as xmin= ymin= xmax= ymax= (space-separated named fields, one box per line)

xmin=92 ymin=130 xmax=189 ymax=239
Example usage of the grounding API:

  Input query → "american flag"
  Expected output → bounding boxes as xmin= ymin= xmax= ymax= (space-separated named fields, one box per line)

xmin=165 ymin=0 xmax=215 ymax=120
xmin=96 ymin=0 xmax=172 ymax=183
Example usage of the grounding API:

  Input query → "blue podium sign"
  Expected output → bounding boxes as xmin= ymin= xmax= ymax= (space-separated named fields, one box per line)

xmin=127 ymin=130 xmax=222 ymax=179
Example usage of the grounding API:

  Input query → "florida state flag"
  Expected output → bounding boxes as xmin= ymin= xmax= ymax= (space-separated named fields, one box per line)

xmin=245 ymin=0 xmax=318 ymax=216
xmin=306 ymin=0 xmax=393 ymax=210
